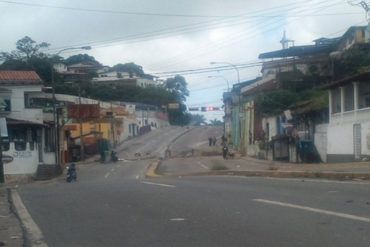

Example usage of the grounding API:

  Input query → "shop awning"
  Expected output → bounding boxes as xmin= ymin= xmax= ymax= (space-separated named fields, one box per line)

xmin=6 ymin=118 xmax=47 ymax=127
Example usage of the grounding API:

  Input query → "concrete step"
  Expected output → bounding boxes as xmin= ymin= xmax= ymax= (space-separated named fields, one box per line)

xmin=35 ymin=165 xmax=62 ymax=180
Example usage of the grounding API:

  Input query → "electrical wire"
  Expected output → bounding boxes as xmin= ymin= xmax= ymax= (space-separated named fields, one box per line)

xmin=154 ymin=0 xmax=345 ymax=69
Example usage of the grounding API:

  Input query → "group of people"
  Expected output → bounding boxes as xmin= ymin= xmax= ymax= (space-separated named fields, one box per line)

xmin=208 ymin=136 xmax=217 ymax=146
xmin=209 ymin=135 xmax=230 ymax=159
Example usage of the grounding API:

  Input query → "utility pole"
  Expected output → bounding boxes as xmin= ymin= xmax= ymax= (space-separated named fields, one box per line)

xmin=348 ymin=1 xmax=370 ymax=21
xmin=0 ymin=136 xmax=3 ymax=183
xmin=52 ymin=46 xmax=91 ymax=164
xmin=110 ymin=101 xmax=116 ymax=148
xmin=78 ymin=85 xmax=84 ymax=161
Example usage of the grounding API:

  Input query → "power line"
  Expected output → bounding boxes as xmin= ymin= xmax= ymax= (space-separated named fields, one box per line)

xmin=0 ymin=0 xmax=241 ymax=18
xmin=45 ymin=1 xmax=309 ymax=52
xmin=149 ymin=0 xmax=345 ymax=70
xmin=45 ymin=0 xmax=339 ymax=53
xmin=152 ymin=62 xmax=262 ymax=75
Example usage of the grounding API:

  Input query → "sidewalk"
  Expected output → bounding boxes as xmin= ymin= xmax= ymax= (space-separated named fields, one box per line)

xmin=157 ymin=155 xmax=370 ymax=181
xmin=0 ymin=186 xmax=23 ymax=247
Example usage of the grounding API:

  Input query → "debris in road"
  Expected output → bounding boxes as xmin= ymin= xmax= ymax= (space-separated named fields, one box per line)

xmin=170 ymin=218 xmax=185 ymax=221
xmin=346 ymin=200 xmax=354 ymax=203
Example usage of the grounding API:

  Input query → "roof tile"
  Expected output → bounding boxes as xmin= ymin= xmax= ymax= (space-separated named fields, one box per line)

xmin=0 ymin=70 xmax=43 ymax=83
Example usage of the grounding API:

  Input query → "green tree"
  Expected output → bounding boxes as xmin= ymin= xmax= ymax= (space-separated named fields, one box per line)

xmin=164 ymin=75 xmax=189 ymax=102
xmin=189 ymin=114 xmax=207 ymax=126
xmin=209 ymin=119 xmax=223 ymax=126
xmin=0 ymin=36 xmax=52 ymax=82
xmin=111 ymin=62 xmax=146 ymax=77
xmin=64 ymin=54 xmax=101 ymax=66
xmin=0 ymin=36 xmax=49 ymax=62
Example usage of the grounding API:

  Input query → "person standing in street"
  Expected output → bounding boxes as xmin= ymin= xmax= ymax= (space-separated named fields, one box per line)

xmin=222 ymin=145 xmax=228 ymax=159
xmin=209 ymin=137 xmax=212 ymax=146
xmin=212 ymin=136 xmax=217 ymax=146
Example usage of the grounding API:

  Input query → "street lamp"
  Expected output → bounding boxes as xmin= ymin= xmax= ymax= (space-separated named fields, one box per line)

xmin=51 ymin=46 xmax=92 ymax=166
xmin=208 ymin=75 xmax=230 ymax=91
xmin=210 ymin=61 xmax=240 ymax=84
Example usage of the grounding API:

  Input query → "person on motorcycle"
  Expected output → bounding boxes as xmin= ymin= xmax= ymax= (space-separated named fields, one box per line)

xmin=67 ymin=163 xmax=77 ymax=182
xmin=111 ymin=150 xmax=118 ymax=162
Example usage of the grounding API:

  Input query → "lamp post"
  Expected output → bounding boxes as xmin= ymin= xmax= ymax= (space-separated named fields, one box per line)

xmin=208 ymin=75 xmax=230 ymax=91
xmin=51 ymin=46 xmax=91 ymax=166
xmin=210 ymin=61 xmax=240 ymax=84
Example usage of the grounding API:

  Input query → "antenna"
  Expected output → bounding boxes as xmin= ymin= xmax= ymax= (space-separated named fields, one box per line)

xmin=280 ymin=31 xmax=294 ymax=49
xmin=348 ymin=1 xmax=370 ymax=22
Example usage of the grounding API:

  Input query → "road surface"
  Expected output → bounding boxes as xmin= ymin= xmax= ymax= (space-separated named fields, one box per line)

xmin=16 ymin=127 xmax=370 ymax=247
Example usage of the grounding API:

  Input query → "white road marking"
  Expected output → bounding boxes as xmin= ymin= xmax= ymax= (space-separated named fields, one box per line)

xmin=254 ymin=199 xmax=370 ymax=223
xmin=136 ymin=175 xmax=139 ymax=179
xmin=170 ymin=218 xmax=185 ymax=221
xmin=197 ymin=161 xmax=208 ymax=170
xmin=104 ymin=172 xmax=110 ymax=178
xmin=141 ymin=181 xmax=176 ymax=188
xmin=110 ymin=168 xmax=115 ymax=172
xmin=249 ymin=176 xmax=370 ymax=185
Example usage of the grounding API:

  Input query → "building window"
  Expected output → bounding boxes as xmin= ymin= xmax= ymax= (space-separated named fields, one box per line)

xmin=12 ymin=129 xmax=26 ymax=151
xmin=0 ymin=93 xmax=11 ymax=112
xmin=344 ymin=84 xmax=354 ymax=111
xmin=331 ymin=87 xmax=341 ymax=113
xmin=358 ymin=81 xmax=370 ymax=109
xmin=2 ymin=138 xmax=10 ymax=151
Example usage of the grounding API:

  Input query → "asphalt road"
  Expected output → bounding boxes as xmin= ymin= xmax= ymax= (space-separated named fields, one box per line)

xmin=17 ymin=127 xmax=370 ymax=247
xmin=169 ymin=126 xmax=222 ymax=157
xmin=114 ymin=126 xmax=190 ymax=160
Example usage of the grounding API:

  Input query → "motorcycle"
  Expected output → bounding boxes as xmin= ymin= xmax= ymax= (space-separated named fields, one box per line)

xmin=66 ymin=164 xmax=77 ymax=182
xmin=110 ymin=151 xmax=118 ymax=162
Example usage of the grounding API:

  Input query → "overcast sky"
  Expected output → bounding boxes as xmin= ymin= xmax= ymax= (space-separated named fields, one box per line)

xmin=0 ymin=0 xmax=367 ymax=121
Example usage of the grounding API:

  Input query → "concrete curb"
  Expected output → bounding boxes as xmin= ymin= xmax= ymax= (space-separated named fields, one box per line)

xmin=9 ymin=189 xmax=48 ymax=247
xmin=145 ymin=160 xmax=162 ymax=178
xmin=162 ymin=170 xmax=370 ymax=181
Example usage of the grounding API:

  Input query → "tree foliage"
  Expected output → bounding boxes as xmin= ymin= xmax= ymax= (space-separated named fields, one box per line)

xmin=254 ymin=88 xmax=327 ymax=116
xmin=111 ymin=62 xmax=145 ymax=77
xmin=209 ymin=119 xmax=223 ymax=126
xmin=64 ymin=54 xmax=101 ymax=66
xmin=164 ymin=75 xmax=189 ymax=102
xmin=0 ymin=36 xmax=49 ymax=62
xmin=0 ymin=36 xmax=52 ymax=82
xmin=334 ymin=46 xmax=370 ymax=78
xmin=189 ymin=114 xmax=207 ymax=126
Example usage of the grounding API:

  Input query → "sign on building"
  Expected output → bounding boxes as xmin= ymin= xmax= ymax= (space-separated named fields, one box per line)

xmin=168 ymin=103 xmax=180 ymax=109
xmin=68 ymin=104 xmax=100 ymax=119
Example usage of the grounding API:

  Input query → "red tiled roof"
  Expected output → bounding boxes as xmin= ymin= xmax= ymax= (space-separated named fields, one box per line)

xmin=0 ymin=70 xmax=43 ymax=84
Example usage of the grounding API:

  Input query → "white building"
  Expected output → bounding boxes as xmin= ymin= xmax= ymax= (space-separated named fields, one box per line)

xmin=0 ymin=71 xmax=57 ymax=179
xmin=92 ymin=70 xmax=158 ymax=88
xmin=324 ymin=72 xmax=370 ymax=162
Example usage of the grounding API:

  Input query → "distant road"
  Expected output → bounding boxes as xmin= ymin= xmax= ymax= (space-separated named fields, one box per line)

xmin=169 ymin=126 xmax=222 ymax=157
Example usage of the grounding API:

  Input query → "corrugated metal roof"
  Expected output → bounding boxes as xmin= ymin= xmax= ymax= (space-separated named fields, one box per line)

xmin=0 ymin=70 xmax=43 ymax=83
xmin=322 ymin=71 xmax=370 ymax=89
xmin=258 ymin=45 xmax=333 ymax=59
